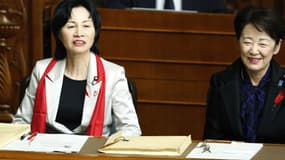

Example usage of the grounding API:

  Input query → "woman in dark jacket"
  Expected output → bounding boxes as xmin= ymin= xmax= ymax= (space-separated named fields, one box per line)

xmin=203 ymin=7 xmax=285 ymax=143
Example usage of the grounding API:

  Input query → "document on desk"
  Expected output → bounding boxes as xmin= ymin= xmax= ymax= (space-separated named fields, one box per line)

xmin=187 ymin=141 xmax=263 ymax=159
xmin=1 ymin=133 xmax=89 ymax=153
xmin=0 ymin=123 xmax=30 ymax=147
xmin=98 ymin=131 xmax=192 ymax=156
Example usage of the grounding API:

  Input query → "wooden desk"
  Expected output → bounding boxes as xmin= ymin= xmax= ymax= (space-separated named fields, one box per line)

xmin=0 ymin=138 xmax=285 ymax=160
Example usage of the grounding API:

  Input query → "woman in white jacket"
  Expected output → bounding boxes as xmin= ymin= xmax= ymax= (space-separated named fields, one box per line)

xmin=13 ymin=0 xmax=141 ymax=136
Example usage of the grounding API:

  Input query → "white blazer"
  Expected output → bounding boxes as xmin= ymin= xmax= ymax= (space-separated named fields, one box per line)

xmin=13 ymin=53 xmax=141 ymax=136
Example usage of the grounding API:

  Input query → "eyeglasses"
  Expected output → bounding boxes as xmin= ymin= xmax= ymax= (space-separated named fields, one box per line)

xmin=197 ymin=141 xmax=211 ymax=153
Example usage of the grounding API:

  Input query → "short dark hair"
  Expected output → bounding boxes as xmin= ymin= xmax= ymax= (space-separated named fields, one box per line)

xmin=234 ymin=7 xmax=285 ymax=44
xmin=51 ymin=0 xmax=101 ymax=59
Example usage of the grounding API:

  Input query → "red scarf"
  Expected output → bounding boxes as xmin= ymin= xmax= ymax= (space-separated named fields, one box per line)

xmin=31 ymin=55 xmax=105 ymax=136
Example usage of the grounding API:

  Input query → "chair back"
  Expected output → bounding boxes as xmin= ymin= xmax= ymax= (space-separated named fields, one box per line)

xmin=127 ymin=77 xmax=137 ymax=108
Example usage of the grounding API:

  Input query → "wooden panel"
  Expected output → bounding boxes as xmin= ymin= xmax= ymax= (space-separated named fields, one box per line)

xmin=31 ymin=0 xmax=45 ymax=65
xmin=99 ymin=9 xmax=234 ymax=32
xmin=136 ymin=103 xmax=205 ymax=140
xmin=136 ymin=79 xmax=208 ymax=103
xmin=110 ymin=61 xmax=226 ymax=80
xmin=101 ymin=30 xmax=240 ymax=63
xmin=97 ymin=9 xmax=238 ymax=138
xmin=108 ymin=61 xmax=225 ymax=103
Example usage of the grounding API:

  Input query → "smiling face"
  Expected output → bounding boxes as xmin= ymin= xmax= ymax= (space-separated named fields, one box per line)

xmin=60 ymin=6 xmax=95 ymax=56
xmin=239 ymin=23 xmax=281 ymax=77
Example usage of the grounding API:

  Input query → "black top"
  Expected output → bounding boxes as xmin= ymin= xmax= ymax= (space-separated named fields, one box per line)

xmin=56 ymin=75 xmax=87 ymax=130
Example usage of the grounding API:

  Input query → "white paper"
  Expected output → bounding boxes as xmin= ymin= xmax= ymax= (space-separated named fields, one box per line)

xmin=1 ymin=133 xmax=89 ymax=153
xmin=187 ymin=141 xmax=263 ymax=160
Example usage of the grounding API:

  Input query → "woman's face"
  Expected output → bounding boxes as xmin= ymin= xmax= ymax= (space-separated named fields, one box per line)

xmin=60 ymin=6 xmax=95 ymax=55
xmin=239 ymin=23 xmax=280 ymax=76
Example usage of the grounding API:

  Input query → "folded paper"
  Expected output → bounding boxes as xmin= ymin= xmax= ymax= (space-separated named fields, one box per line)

xmin=99 ymin=131 xmax=192 ymax=156
xmin=0 ymin=123 xmax=30 ymax=147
